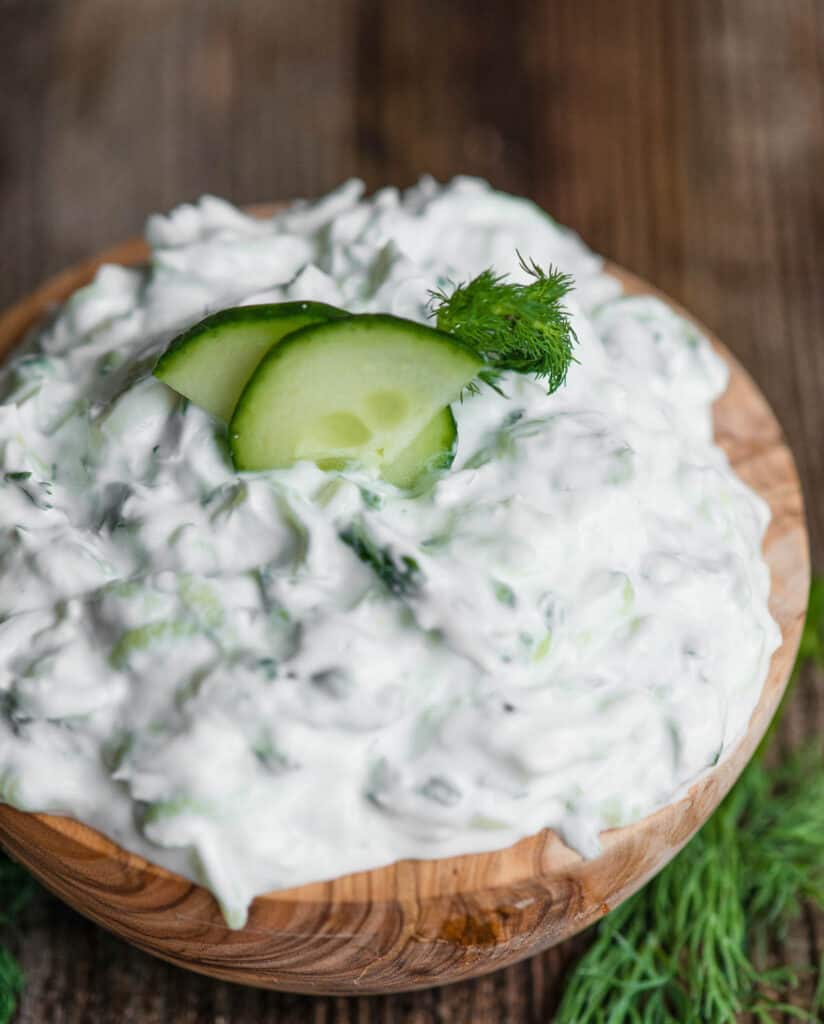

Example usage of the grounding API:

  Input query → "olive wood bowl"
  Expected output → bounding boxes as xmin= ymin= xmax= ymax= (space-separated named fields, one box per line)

xmin=0 ymin=210 xmax=809 ymax=995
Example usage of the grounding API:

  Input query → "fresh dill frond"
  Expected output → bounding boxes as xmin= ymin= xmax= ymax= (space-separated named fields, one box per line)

xmin=0 ymin=854 xmax=35 ymax=930
xmin=0 ymin=850 xmax=36 ymax=1024
xmin=0 ymin=948 xmax=24 ymax=1024
xmin=796 ymin=575 xmax=824 ymax=668
xmin=429 ymin=253 xmax=578 ymax=394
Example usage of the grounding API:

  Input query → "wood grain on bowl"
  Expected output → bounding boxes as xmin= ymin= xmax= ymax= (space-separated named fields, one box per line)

xmin=0 ymin=213 xmax=810 ymax=995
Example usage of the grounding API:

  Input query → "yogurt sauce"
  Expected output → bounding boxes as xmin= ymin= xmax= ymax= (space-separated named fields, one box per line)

xmin=0 ymin=178 xmax=780 ymax=926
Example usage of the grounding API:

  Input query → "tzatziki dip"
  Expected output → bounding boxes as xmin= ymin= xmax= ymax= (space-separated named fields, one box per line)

xmin=0 ymin=178 xmax=779 ymax=927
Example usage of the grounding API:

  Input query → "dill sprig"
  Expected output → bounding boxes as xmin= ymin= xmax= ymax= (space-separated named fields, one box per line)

xmin=0 ymin=851 xmax=36 ymax=1024
xmin=556 ymin=577 xmax=824 ymax=1023
xmin=0 ymin=949 xmax=24 ymax=1024
xmin=429 ymin=254 xmax=578 ymax=394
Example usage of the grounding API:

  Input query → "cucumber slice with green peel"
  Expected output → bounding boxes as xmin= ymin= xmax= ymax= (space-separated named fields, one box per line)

xmin=382 ymin=408 xmax=457 ymax=487
xmin=229 ymin=315 xmax=481 ymax=477
xmin=153 ymin=302 xmax=347 ymax=421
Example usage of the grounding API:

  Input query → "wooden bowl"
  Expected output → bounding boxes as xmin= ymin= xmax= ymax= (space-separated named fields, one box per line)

xmin=0 ymin=219 xmax=809 ymax=995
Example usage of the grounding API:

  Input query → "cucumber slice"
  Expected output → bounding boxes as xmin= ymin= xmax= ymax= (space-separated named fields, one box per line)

xmin=154 ymin=302 xmax=347 ymax=421
xmin=382 ymin=408 xmax=457 ymax=487
xmin=229 ymin=315 xmax=481 ymax=477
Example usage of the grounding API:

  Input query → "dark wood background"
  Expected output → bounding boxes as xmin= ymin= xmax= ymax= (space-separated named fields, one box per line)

xmin=1 ymin=0 xmax=823 ymax=1020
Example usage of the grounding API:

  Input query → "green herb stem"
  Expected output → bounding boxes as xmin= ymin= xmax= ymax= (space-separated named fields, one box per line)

xmin=430 ymin=253 xmax=578 ymax=394
xmin=339 ymin=522 xmax=423 ymax=598
xmin=0 ymin=852 xmax=36 ymax=1024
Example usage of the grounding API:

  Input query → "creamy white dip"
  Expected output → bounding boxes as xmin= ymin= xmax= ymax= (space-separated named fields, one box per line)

xmin=0 ymin=178 xmax=779 ymax=927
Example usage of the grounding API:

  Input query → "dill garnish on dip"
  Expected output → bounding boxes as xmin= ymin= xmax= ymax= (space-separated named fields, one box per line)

xmin=431 ymin=254 xmax=578 ymax=394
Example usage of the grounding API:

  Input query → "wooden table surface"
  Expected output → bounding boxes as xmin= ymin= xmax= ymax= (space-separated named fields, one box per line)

xmin=1 ymin=0 xmax=823 ymax=1020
